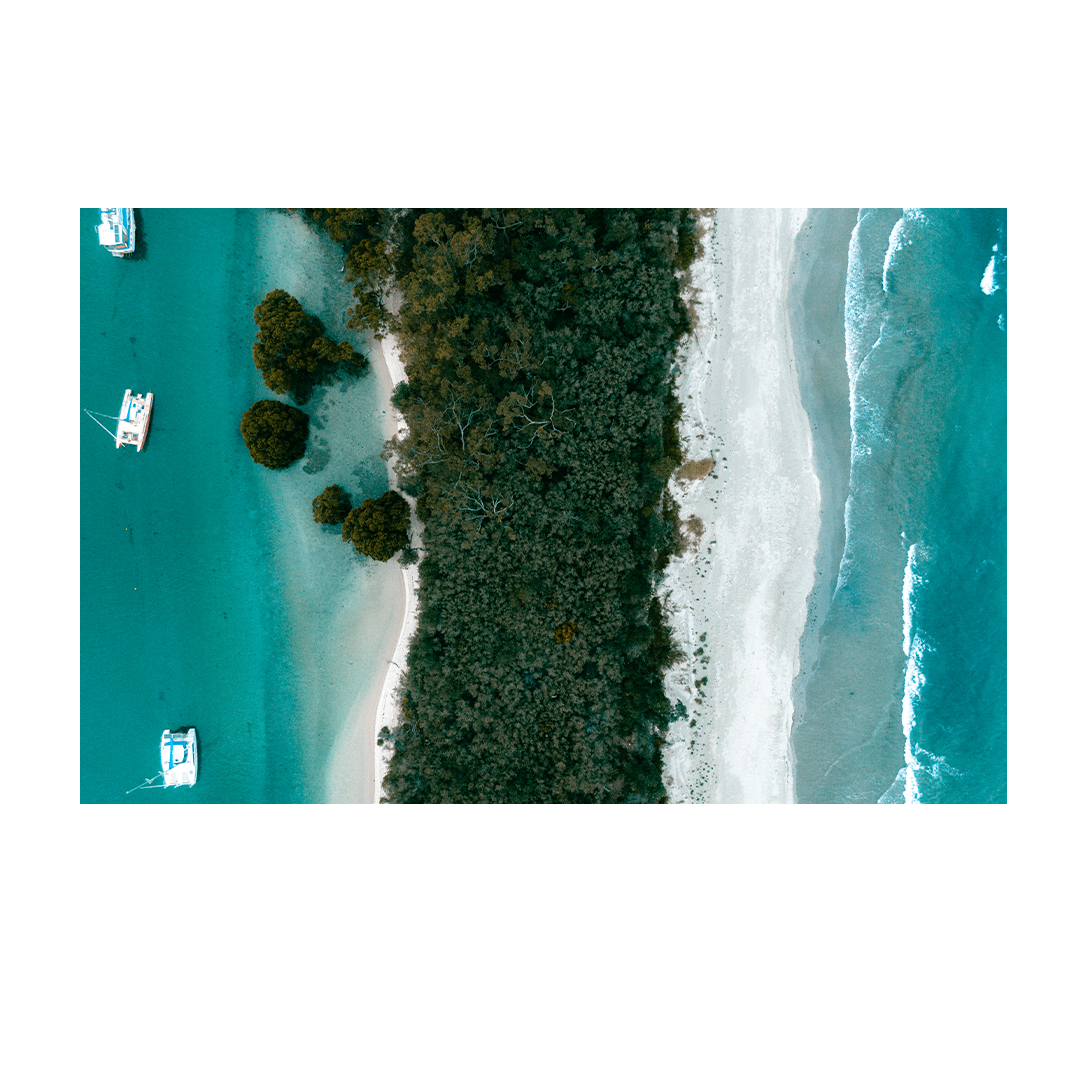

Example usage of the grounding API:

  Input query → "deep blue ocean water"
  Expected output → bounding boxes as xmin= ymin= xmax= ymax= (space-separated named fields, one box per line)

xmin=80 ymin=209 xmax=391 ymax=802
xmin=794 ymin=208 xmax=1006 ymax=803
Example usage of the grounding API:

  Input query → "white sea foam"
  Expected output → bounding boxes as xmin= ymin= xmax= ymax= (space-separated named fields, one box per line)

xmin=921 ymin=749 xmax=961 ymax=780
xmin=882 ymin=217 xmax=906 ymax=293
xmin=851 ymin=387 xmax=889 ymax=462
xmin=882 ymin=209 xmax=929 ymax=293
xmin=901 ymin=543 xmax=925 ymax=803
xmin=844 ymin=215 xmax=866 ymax=392
xmin=844 ymin=216 xmax=888 ymax=455
xmin=836 ymin=212 xmax=888 ymax=596
xmin=981 ymin=255 xmax=998 ymax=295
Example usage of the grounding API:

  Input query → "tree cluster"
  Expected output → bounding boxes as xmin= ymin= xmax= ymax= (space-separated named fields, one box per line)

xmin=311 ymin=209 xmax=701 ymax=801
xmin=252 ymin=288 xmax=367 ymax=401
xmin=312 ymin=483 xmax=353 ymax=525
xmin=341 ymin=490 xmax=411 ymax=562
xmin=240 ymin=398 xmax=310 ymax=469
xmin=303 ymin=211 xmax=403 ymax=340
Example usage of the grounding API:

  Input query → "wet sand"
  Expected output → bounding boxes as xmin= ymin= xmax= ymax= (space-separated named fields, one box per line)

xmin=787 ymin=209 xmax=858 ymax=781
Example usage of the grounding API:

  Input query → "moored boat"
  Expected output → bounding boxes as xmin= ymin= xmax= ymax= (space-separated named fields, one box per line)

xmin=125 ymin=727 xmax=199 ymax=794
xmin=98 ymin=207 xmax=136 ymax=256
xmin=160 ymin=728 xmax=198 ymax=787
xmin=115 ymin=389 xmax=153 ymax=451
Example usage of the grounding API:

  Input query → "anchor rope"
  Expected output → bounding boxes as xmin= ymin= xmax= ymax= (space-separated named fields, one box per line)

xmin=84 ymin=410 xmax=119 ymax=439
xmin=125 ymin=771 xmax=165 ymax=795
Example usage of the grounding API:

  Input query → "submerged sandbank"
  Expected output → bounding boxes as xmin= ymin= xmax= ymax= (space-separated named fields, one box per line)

xmin=323 ymin=558 xmax=407 ymax=802
xmin=322 ymin=325 xmax=414 ymax=803
xmin=247 ymin=212 xmax=403 ymax=802
xmin=661 ymin=209 xmax=821 ymax=803
xmin=786 ymin=210 xmax=858 ymax=775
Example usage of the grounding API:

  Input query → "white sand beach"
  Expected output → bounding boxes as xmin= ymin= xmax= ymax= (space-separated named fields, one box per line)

xmin=661 ymin=209 xmax=820 ymax=803
xmin=323 ymin=323 xmax=418 ymax=803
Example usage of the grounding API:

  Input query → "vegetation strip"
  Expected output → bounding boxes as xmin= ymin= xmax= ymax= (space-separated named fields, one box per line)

xmin=307 ymin=209 xmax=701 ymax=801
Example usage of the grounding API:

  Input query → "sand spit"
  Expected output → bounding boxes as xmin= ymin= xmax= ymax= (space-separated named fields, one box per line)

xmin=661 ymin=209 xmax=819 ymax=803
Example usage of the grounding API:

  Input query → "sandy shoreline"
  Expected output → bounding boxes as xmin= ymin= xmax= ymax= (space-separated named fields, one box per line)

xmin=661 ymin=209 xmax=822 ymax=802
xmin=323 ymin=322 xmax=417 ymax=803
xmin=368 ymin=326 xmax=420 ymax=802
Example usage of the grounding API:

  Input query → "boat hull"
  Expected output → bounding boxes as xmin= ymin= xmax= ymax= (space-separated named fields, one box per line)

xmin=160 ymin=728 xmax=198 ymax=787
xmin=137 ymin=392 xmax=153 ymax=451
xmin=98 ymin=207 xmax=136 ymax=256
xmin=115 ymin=389 xmax=153 ymax=451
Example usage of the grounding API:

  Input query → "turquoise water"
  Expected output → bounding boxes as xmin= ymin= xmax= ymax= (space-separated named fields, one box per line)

xmin=793 ymin=208 xmax=1007 ymax=803
xmin=80 ymin=209 xmax=392 ymax=802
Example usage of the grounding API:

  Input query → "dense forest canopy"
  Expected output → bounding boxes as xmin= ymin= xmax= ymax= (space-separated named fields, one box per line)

xmin=308 ymin=208 xmax=701 ymax=802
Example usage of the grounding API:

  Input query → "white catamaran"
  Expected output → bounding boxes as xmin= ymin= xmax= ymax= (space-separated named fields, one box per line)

xmin=159 ymin=729 xmax=198 ymax=786
xmin=126 ymin=729 xmax=199 ymax=793
xmin=84 ymin=390 xmax=154 ymax=451
xmin=114 ymin=389 xmax=153 ymax=450
xmin=97 ymin=207 xmax=136 ymax=256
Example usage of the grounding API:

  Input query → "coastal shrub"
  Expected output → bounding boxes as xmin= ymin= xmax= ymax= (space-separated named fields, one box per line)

xmin=679 ymin=514 xmax=705 ymax=554
xmin=662 ymin=392 xmax=684 ymax=468
xmin=240 ymin=399 xmax=309 ymax=469
xmin=674 ymin=210 xmax=704 ymax=272
xmin=675 ymin=457 xmax=716 ymax=482
xmin=342 ymin=490 xmax=410 ymax=562
xmin=252 ymin=288 xmax=367 ymax=401
xmin=312 ymin=483 xmax=352 ymax=525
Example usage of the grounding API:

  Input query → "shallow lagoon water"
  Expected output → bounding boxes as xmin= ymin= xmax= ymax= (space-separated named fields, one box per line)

xmin=80 ymin=209 xmax=392 ymax=802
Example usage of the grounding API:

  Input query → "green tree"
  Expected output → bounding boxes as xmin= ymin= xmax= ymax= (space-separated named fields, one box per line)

xmin=312 ymin=483 xmax=352 ymax=525
xmin=240 ymin=399 xmax=309 ymax=469
xmin=252 ymin=288 xmax=366 ymax=400
xmin=342 ymin=490 xmax=411 ymax=561
xmin=305 ymin=209 xmax=401 ymax=341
